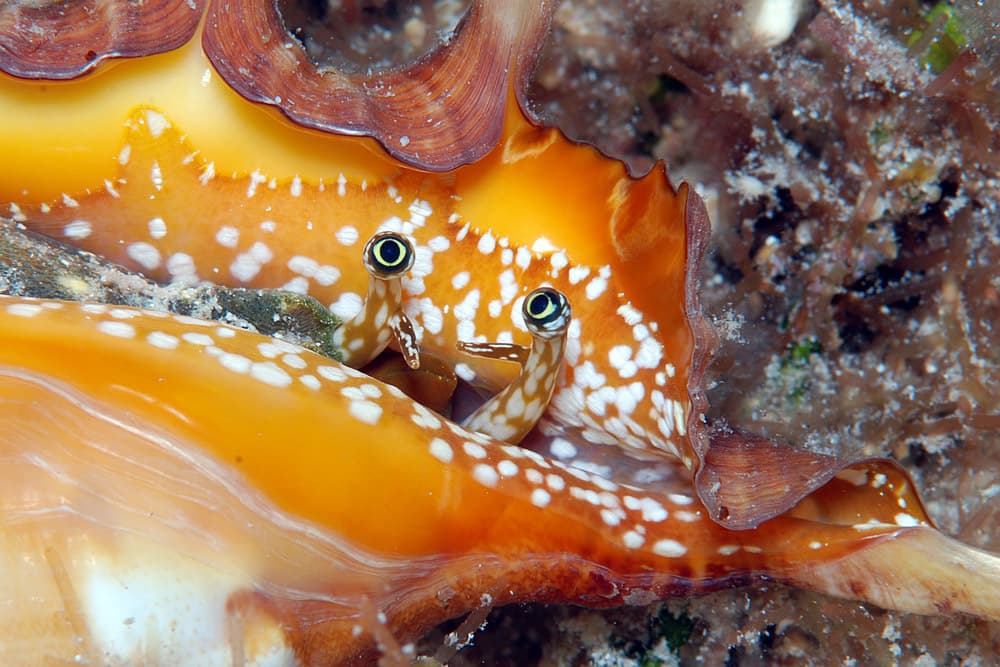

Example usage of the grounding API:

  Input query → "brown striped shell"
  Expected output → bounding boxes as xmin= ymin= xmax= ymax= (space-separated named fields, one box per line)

xmin=0 ymin=0 xmax=557 ymax=170
xmin=0 ymin=0 xmax=206 ymax=79
xmin=204 ymin=0 xmax=558 ymax=170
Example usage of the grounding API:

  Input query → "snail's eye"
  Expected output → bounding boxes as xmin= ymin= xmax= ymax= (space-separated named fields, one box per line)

xmin=522 ymin=287 xmax=570 ymax=336
xmin=364 ymin=232 xmax=414 ymax=277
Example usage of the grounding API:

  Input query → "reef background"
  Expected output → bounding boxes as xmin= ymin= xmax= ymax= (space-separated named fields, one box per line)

xmin=394 ymin=0 xmax=999 ymax=664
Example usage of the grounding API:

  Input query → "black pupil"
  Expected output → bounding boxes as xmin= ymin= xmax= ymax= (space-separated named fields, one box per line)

xmin=379 ymin=239 xmax=402 ymax=265
xmin=530 ymin=292 xmax=553 ymax=317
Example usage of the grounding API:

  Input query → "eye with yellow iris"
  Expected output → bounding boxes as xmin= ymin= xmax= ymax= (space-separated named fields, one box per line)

xmin=363 ymin=232 xmax=415 ymax=278
xmin=522 ymin=287 xmax=571 ymax=337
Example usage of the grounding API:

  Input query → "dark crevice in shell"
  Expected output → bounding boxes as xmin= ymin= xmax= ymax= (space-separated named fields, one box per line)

xmin=277 ymin=0 xmax=470 ymax=74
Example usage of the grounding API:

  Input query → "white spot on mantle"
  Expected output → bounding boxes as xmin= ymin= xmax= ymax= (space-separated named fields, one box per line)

xmin=652 ymin=539 xmax=687 ymax=558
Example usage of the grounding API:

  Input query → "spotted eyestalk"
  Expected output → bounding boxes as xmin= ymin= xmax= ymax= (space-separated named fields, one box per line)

xmin=332 ymin=232 xmax=420 ymax=369
xmin=459 ymin=287 xmax=570 ymax=444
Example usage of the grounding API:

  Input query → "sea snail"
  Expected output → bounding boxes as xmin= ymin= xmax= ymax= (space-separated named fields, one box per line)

xmin=332 ymin=232 xmax=420 ymax=369
xmin=459 ymin=287 xmax=571 ymax=444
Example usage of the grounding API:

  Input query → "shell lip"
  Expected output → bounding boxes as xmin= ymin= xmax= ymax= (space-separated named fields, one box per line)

xmin=678 ymin=183 xmax=932 ymax=531
xmin=0 ymin=0 xmax=206 ymax=81
xmin=201 ymin=0 xmax=558 ymax=172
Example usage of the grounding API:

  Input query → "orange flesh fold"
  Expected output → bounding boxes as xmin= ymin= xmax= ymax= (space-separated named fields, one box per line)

xmin=0 ymin=298 xmax=923 ymax=567
xmin=1 ymin=43 xmax=695 ymax=464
